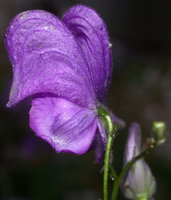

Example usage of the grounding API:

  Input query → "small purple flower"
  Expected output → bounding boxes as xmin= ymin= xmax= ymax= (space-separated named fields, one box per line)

xmin=123 ymin=123 xmax=156 ymax=200
xmin=5 ymin=5 xmax=117 ymax=155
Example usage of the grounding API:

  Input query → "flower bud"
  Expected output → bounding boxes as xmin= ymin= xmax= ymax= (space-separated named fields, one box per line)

xmin=122 ymin=123 xmax=156 ymax=200
xmin=152 ymin=121 xmax=167 ymax=145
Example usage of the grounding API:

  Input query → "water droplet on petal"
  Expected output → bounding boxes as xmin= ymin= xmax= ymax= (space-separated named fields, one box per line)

xmin=43 ymin=25 xmax=55 ymax=31
xmin=20 ymin=13 xmax=28 ymax=20
xmin=109 ymin=42 xmax=112 ymax=48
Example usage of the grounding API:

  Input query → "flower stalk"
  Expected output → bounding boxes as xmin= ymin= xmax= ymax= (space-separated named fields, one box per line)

xmin=98 ymin=107 xmax=118 ymax=200
xmin=103 ymin=129 xmax=113 ymax=200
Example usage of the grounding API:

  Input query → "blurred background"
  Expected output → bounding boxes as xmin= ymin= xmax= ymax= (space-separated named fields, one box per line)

xmin=0 ymin=0 xmax=171 ymax=199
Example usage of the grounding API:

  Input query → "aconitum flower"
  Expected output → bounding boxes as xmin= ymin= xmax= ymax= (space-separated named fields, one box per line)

xmin=5 ymin=5 xmax=119 ymax=155
xmin=122 ymin=123 xmax=156 ymax=200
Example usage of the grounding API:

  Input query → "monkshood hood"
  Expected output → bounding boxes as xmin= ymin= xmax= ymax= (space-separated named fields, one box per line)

xmin=5 ymin=5 xmax=123 ymax=158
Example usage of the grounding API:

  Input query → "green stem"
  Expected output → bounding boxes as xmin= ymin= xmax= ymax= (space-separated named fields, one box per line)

xmin=136 ymin=194 xmax=148 ymax=200
xmin=111 ymin=140 xmax=158 ymax=200
xmin=109 ymin=165 xmax=118 ymax=180
xmin=103 ymin=130 xmax=114 ymax=200
xmin=98 ymin=106 xmax=118 ymax=200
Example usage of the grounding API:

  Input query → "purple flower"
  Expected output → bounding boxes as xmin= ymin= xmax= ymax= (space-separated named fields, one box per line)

xmin=122 ymin=123 xmax=156 ymax=200
xmin=5 ymin=5 xmax=116 ymax=155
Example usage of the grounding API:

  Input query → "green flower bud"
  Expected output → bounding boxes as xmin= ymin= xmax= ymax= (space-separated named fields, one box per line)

xmin=152 ymin=121 xmax=167 ymax=145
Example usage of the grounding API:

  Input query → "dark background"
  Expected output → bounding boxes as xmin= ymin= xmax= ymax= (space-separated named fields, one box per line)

xmin=0 ymin=0 xmax=171 ymax=199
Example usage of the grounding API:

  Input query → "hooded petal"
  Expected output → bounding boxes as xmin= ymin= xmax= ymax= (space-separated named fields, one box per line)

xmin=63 ymin=5 xmax=112 ymax=101
xmin=29 ymin=97 xmax=97 ymax=154
xmin=6 ymin=10 xmax=95 ymax=107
